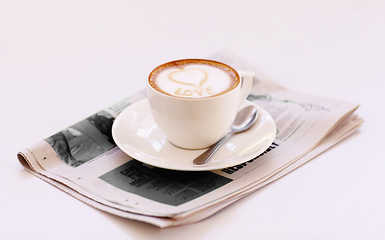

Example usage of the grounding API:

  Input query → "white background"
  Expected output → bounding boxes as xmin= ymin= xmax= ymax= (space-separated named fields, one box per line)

xmin=1 ymin=0 xmax=385 ymax=239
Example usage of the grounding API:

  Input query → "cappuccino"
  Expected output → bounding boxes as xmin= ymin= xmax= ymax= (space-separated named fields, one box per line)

xmin=149 ymin=59 xmax=239 ymax=99
xmin=147 ymin=59 xmax=253 ymax=149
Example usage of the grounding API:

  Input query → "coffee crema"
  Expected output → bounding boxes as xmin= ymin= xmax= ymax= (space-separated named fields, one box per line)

xmin=149 ymin=59 xmax=240 ymax=99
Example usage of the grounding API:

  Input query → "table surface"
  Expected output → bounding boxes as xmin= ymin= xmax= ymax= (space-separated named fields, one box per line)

xmin=2 ymin=1 xmax=385 ymax=239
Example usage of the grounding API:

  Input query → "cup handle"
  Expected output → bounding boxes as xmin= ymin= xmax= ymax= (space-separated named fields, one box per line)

xmin=238 ymin=70 xmax=254 ymax=100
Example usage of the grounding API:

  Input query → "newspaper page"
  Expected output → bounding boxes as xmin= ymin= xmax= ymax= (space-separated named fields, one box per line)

xmin=19 ymin=111 xmax=362 ymax=228
xmin=17 ymin=55 xmax=362 ymax=227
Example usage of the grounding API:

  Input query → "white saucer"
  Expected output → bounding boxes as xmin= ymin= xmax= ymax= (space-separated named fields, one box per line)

xmin=112 ymin=99 xmax=276 ymax=171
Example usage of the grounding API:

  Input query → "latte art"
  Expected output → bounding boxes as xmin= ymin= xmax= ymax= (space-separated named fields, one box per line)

xmin=149 ymin=60 xmax=239 ymax=98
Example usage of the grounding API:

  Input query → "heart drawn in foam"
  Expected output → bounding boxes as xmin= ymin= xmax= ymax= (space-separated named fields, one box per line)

xmin=169 ymin=68 xmax=208 ymax=89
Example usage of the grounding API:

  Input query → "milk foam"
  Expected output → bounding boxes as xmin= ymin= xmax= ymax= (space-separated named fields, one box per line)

xmin=152 ymin=64 xmax=236 ymax=98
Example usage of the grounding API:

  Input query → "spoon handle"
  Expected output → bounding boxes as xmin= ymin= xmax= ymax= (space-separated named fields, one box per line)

xmin=193 ymin=132 xmax=233 ymax=165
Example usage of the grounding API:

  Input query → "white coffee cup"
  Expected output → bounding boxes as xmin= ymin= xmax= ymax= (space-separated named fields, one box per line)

xmin=147 ymin=59 xmax=253 ymax=149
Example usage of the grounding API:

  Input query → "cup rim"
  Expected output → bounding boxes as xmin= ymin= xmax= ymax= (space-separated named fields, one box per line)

xmin=148 ymin=58 xmax=241 ymax=100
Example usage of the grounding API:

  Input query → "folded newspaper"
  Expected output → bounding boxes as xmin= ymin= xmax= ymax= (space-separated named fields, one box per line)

xmin=17 ymin=53 xmax=363 ymax=228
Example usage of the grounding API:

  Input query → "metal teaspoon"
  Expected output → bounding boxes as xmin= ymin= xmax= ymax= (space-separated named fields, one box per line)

xmin=193 ymin=106 xmax=259 ymax=165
